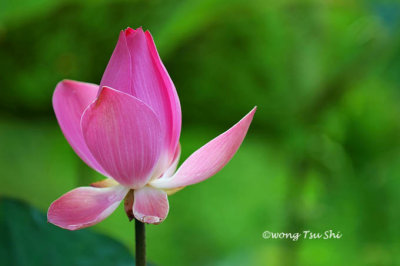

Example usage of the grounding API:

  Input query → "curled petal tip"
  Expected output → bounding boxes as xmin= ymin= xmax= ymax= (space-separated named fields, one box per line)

xmin=125 ymin=27 xmax=134 ymax=33
xmin=124 ymin=27 xmax=144 ymax=36
xmin=124 ymin=27 xmax=139 ymax=36
xmin=133 ymin=187 xmax=169 ymax=224
xmin=139 ymin=216 xmax=164 ymax=224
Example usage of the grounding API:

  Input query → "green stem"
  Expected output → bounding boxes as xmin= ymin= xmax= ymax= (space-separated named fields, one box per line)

xmin=135 ymin=218 xmax=146 ymax=266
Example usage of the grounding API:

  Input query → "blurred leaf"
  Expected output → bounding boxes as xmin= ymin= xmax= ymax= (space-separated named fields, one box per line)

xmin=0 ymin=197 xmax=133 ymax=266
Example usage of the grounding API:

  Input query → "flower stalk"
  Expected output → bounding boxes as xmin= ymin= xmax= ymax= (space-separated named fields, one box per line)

xmin=135 ymin=219 xmax=146 ymax=266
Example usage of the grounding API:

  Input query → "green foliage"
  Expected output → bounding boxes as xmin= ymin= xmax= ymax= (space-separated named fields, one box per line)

xmin=0 ymin=198 xmax=134 ymax=266
xmin=0 ymin=0 xmax=400 ymax=265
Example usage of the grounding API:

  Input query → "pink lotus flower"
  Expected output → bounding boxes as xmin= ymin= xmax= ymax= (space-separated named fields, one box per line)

xmin=47 ymin=27 xmax=256 ymax=230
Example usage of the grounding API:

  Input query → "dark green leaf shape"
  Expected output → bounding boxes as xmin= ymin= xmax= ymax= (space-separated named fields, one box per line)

xmin=0 ymin=198 xmax=134 ymax=266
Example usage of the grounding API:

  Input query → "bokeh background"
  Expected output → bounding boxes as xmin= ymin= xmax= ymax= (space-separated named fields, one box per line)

xmin=1 ymin=0 xmax=400 ymax=265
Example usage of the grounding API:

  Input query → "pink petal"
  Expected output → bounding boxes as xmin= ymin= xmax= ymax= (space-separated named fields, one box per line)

xmin=47 ymin=185 xmax=128 ymax=230
xmin=53 ymin=80 xmax=105 ymax=174
xmin=100 ymin=28 xmax=181 ymax=172
xmin=160 ymin=144 xmax=181 ymax=179
xmin=133 ymin=186 xmax=169 ymax=224
xmin=150 ymin=107 xmax=256 ymax=189
xmin=81 ymin=86 xmax=162 ymax=189
xmin=145 ymin=30 xmax=181 ymax=166
xmin=99 ymin=31 xmax=132 ymax=96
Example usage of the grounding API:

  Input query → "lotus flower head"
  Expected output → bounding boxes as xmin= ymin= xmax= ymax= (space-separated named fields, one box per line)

xmin=47 ymin=27 xmax=256 ymax=229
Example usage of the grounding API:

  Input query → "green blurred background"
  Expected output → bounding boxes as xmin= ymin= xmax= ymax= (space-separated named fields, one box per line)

xmin=1 ymin=0 xmax=400 ymax=265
